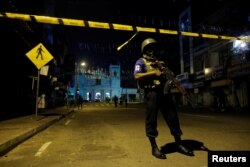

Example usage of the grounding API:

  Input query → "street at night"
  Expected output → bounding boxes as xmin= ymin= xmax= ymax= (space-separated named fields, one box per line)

xmin=0 ymin=104 xmax=249 ymax=167
xmin=1 ymin=1 xmax=250 ymax=166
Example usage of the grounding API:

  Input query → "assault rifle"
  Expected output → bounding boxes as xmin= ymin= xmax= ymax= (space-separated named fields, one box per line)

xmin=151 ymin=56 xmax=193 ymax=105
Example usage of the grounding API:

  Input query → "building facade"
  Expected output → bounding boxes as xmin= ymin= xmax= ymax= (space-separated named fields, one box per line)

xmin=177 ymin=2 xmax=250 ymax=112
xmin=69 ymin=64 xmax=139 ymax=103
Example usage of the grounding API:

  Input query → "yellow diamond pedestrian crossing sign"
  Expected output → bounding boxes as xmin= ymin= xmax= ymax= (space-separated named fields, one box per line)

xmin=26 ymin=43 xmax=54 ymax=69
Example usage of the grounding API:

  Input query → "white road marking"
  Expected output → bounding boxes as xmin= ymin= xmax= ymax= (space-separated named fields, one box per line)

xmin=35 ymin=141 xmax=52 ymax=157
xmin=65 ymin=120 xmax=71 ymax=125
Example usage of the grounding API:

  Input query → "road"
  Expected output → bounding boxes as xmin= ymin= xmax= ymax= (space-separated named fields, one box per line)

xmin=0 ymin=103 xmax=250 ymax=167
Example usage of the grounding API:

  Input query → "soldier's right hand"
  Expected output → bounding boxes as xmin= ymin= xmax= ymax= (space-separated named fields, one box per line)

xmin=155 ymin=70 xmax=162 ymax=76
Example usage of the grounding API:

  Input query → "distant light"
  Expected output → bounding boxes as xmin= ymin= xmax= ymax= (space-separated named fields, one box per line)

xmin=81 ymin=62 xmax=86 ymax=66
xmin=233 ymin=36 xmax=249 ymax=53
xmin=234 ymin=40 xmax=246 ymax=49
xmin=204 ymin=68 xmax=211 ymax=75
xmin=105 ymin=92 xmax=110 ymax=98
xmin=240 ymin=42 xmax=247 ymax=48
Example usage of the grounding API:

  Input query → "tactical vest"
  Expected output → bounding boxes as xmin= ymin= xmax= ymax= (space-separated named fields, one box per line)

xmin=137 ymin=57 xmax=162 ymax=89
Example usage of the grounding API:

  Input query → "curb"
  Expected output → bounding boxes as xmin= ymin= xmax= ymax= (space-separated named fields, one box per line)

xmin=0 ymin=110 xmax=74 ymax=156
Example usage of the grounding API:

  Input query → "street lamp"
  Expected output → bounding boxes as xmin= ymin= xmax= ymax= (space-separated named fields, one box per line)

xmin=81 ymin=62 xmax=86 ymax=67
xmin=75 ymin=61 xmax=86 ymax=96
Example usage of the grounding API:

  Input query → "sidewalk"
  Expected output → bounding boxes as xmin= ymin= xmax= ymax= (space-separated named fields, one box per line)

xmin=0 ymin=106 xmax=74 ymax=156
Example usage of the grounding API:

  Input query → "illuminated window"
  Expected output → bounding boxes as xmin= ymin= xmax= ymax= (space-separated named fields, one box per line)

xmin=95 ymin=92 xmax=101 ymax=100
xmin=105 ymin=92 xmax=110 ymax=98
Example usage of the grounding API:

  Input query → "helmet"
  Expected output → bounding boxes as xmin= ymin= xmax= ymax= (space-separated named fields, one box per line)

xmin=141 ymin=38 xmax=157 ymax=53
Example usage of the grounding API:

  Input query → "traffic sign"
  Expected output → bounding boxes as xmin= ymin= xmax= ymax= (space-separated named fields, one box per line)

xmin=25 ymin=43 xmax=54 ymax=69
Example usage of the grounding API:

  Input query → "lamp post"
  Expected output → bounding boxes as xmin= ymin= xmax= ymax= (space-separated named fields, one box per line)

xmin=76 ymin=61 xmax=86 ymax=94
xmin=78 ymin=61 xmax=86 ymax=96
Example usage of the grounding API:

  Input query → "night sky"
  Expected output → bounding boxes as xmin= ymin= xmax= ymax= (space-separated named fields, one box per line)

xmin=1 ymin=0 xmax=247 ymax=75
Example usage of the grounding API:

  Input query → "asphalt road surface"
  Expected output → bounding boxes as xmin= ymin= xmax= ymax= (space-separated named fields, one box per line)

xmin=0 ymin=104 xmax=249 ymax=167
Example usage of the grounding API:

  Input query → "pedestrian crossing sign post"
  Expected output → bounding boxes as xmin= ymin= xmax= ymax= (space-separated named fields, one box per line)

xmin=25 ymin=43 xmax=54 ymax=116
xmin=26 ymin=43 xmax=54 ymax=69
